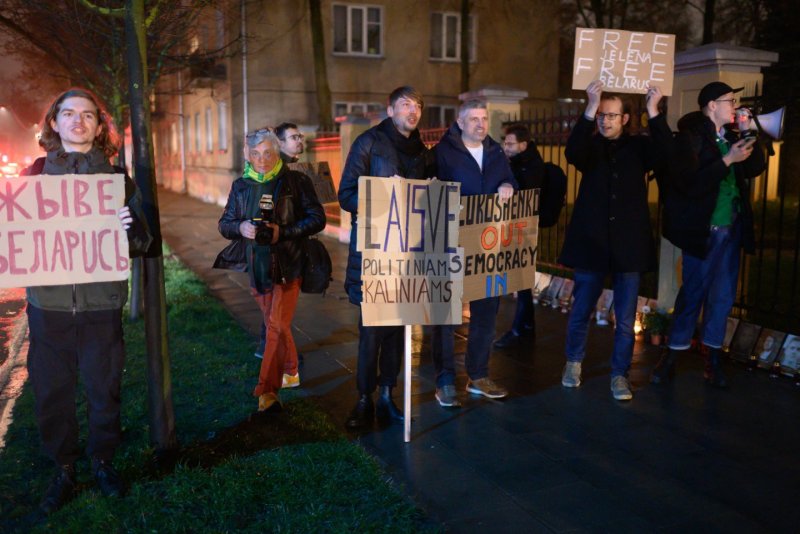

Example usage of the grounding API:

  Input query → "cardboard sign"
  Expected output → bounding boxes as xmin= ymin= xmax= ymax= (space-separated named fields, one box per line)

xmin=288 ymin=161 xmax=338 ymax=204
xmin=460 ymin=189 xmax=539 ymax=302
xmin=0 ymin=174 xmax=129 ymax=288
xmin=572 ymin=28 xmax=675 ymax=95
xmin=356 ymin=176 xmax=463 ymax=326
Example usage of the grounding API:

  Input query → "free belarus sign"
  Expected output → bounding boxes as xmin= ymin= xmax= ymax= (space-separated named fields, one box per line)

xmin=0 ymin=174 xmax=129 ymax=288
xmin=460 ymin=189 xmax=539 ymax=302
xmin=357 ymin=176 xmax=464 ymax=327
xmin=572 ymin=28 xmax=675 ymax=95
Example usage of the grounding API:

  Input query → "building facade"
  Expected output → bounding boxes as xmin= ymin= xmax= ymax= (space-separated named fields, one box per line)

xmin=153 ymin=0 xmax=560 ymax=205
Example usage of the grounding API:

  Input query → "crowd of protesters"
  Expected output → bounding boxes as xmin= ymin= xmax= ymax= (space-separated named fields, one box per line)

xmin=21 ymin=78 xmax=764 ymax=513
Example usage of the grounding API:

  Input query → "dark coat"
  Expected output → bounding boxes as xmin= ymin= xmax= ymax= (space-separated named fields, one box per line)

xmin=662 ymin=111 xmax=766 ymax=258
xmin=509 ymin=143 xmax=546 ymax=191
xmin=434 ymin=122 xmax=517 ymax=196
xmin=214 ymin=165 xmax=326 ymax=282
xmin=338 ymin=118 xmax=434 ymax=305
xmin=558 ymin=114 xmax=673 ymax=273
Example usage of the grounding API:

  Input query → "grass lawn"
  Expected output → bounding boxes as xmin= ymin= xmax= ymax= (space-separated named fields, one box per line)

xmin=0 ymin=248 xmax=433 ymax=533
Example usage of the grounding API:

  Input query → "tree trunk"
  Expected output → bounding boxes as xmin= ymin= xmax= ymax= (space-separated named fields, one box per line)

xmin=460 ymin=0 xmax=470 ymax=94
xmin=309 ymin=0 xmax=333 ymax=131
xmin=125 ymin=0 xmax=177 ymax=451
xmin=703 ymin=0 xmax=716 ymax=44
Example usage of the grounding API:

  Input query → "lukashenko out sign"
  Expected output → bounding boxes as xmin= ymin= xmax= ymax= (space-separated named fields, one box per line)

xmin=0 ymin=174 xmax=129 ymax=288
xmin=572 ymin=28 xmax=675 ymax=95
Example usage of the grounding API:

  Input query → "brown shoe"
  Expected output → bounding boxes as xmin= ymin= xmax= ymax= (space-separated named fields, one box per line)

xmin=466 ymin=377 xmax=508 ymax=399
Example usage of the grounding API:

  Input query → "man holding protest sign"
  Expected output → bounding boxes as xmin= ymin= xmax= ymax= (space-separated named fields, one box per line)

xmin=560 ymin=81 xmax=672 ymax=401
xmin=432 ymin=99 xmax=518 ymax=406
xmin=20 ymin=88 xmax=151 ymax=513
xmin=338 ymin=86 xmax=435 ymax=429
xmin=651 ymin=81 xmax=765 ymax=388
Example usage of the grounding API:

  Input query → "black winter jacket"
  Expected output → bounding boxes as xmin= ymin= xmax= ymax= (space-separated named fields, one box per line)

xmin=662 ymin=111 xmax=766 ymax=258
xmin=510 ymin=143 xmax=546 ymax=191
xmin=214 ymin=165 xmax=326 ymax=282
xmin=338 ymin=118 xmax=435 ymax=305
xmin=559 ymin=114 xmax=672 ymax=273
xmin=434 ymin=123 xmax=517 ymax=196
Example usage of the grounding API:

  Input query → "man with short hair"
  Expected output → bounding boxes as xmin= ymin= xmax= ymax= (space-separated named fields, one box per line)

xmin=432 ymin=99 xmax=517 ymax=407
xmin=560 ymin=81 xmax=670 ymax=401
xmin=276 ymin=122 xmax=305 ymax=164
xmin=493 ymin=124 xmax=546 ymax=348
xmin=22 ymin=88 xmax=152 ymax=513
xmin=651 ymin=81 xmax=765 ymax=387
xmin=338 ymin=86 xmax=435 ymax=428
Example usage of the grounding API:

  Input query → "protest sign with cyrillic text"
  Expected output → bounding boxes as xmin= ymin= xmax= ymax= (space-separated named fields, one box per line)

xmin=0 ymin=174 xmax=129 ymax=288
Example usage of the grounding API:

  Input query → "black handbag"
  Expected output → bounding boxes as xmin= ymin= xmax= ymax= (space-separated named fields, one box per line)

xmin=301 ymin=237 xmax=332 ymax=294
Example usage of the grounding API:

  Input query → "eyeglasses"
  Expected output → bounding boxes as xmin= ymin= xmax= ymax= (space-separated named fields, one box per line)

xmin=281 ymin=134 xmax=304 ymax=142
xmin=502 ymin=140 xmax=519 ymax=147
xmin=596 ymin=113 xmax=622 ymax=121
xmin=715 ymin=98 xmax=737 ymax=106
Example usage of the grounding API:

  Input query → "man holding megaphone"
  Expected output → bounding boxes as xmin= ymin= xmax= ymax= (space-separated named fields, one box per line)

xmin=652 ymin=81 xmax=766 ymax=388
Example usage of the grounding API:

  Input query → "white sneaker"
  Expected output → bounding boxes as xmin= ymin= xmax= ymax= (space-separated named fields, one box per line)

xmin=561 ymin=361 xmax=582 ymax=387
xmin=282 ymin=373 xmax=300 ymax=388
xmin=611 ymin=376 xmax=633 ymax=401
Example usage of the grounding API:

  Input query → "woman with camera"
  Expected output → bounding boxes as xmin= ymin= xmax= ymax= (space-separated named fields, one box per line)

xmin=215 ymin=128 xmax=326 ymax=413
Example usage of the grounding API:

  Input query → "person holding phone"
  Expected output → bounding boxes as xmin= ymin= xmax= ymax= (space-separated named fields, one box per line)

xmin=652 ymin=81 xmax=766 ymax=388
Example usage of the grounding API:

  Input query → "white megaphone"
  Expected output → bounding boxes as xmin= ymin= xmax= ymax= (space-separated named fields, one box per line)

xmin=754 ymin=106 xmax=785 ymax=140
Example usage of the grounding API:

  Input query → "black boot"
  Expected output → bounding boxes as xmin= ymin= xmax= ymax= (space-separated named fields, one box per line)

xmin=92 ymin=458 xmax=124 ymax=497
xmin=345 ymin=394 xmax=374 ymax=429
xmin=650 ymin=348 xmax=680 ymax=384
xmin=376 ymin=386 xmax=404 ymax=424
xmin=40 ymin=465 xmax=76 ymax=515
xmin=706 ymin=348 xmax=728 ymax=388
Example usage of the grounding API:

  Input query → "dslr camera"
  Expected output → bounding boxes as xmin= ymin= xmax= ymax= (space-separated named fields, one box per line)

xmin=251 ymin=193 xmax=275 ymax=245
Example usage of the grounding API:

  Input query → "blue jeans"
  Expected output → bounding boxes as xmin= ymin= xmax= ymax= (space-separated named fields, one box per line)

xmin=432 ymin=297 xmax=500 ymax=386
xmin=668 ymin=222 xmax=741 ymax=350
xmin=511 ymin=289 xmax=534 ymax=335
xmin=565 ymin=270 xmax=640 ymax=377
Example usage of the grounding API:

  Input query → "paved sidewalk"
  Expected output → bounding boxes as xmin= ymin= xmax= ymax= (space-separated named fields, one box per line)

xmin=159 ymin=187 xmax=799 ymax=532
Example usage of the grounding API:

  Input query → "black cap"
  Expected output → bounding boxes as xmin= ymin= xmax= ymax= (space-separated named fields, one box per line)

xmin=697 ymin=81 xmax=743 ymax=108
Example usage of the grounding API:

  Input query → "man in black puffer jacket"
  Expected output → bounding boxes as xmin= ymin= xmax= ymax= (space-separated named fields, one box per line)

xmin=338 ymin=86 xmax=435 ymax=429
xmin=651 ymin=81 xmax=765 ymax=388
xmin=215 ymin=128 xmax=325 ymax=413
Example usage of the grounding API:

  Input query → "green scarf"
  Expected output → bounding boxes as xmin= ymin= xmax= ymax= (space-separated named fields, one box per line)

xmin=244 ymin=159 xmax=283 ymax=183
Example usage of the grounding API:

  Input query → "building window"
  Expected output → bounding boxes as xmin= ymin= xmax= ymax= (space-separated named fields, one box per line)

xmin=333 ymin=4 xmax=382 ymax=56
xmin=205 ymin=107 xmax=213 ymax=153
xmin=424 ymin=105 xmax=457 ymax=128
xmin=218 ymin=101 xmax=228 ymax=151
xmin=333 ymin=101 xmax=383 ymax=119
xmin=194 ymin=112 xmax=200 ymax=153
xmin=430 ymin=12 xmax=476 ymax=62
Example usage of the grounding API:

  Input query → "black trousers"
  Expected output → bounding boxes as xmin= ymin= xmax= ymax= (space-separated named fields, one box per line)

xmin=356 ymin=315 xmax=403 ymax=395
xmin=26 ymin=304 xmax=125 ymax=467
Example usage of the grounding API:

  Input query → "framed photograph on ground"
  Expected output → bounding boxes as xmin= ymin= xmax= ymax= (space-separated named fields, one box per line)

xmin=729 ymin=322 xmax=761 ymax=363
xmin=595 ymin=289 xmax=614 ymax=326
xmin=777 ymin=334 xmax=800 ymax=376
xmin=533 ymin=272 xmax=551 ymax=304
xmin=557 ymin=279 xmax=575 ymax=312
xmin=539 ymin=276 xmax=564 ymax=307
xmin=754 ymin=329 xmax=786 ymax=370
xmin=722 ymin=317 xmax=740 ymax=351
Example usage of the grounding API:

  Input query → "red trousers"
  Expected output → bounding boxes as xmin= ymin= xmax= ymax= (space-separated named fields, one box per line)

xmin=252 ymin=278 xmax=301 ymax=397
